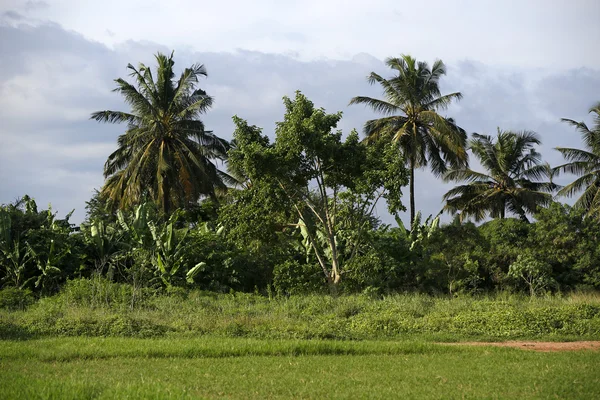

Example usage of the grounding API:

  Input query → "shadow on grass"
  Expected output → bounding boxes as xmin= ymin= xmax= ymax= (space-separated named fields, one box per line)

xmin=0 ymin=322 xmax=37 ymax=340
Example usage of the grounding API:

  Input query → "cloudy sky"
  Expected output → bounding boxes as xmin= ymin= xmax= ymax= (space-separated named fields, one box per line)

xmin=1 ymin=0 xmax=599 ymax=225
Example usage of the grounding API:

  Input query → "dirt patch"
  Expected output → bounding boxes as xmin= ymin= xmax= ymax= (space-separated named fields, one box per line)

xmin=443 ymin=341 xmax=600 ymax=352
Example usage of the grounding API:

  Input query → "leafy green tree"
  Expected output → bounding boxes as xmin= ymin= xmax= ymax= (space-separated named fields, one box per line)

xmin=425 ymin=220 xmax=487 ymax=295
xmin=479 ymin=218 xmax=530 ymax=287
xmin=91 ymin=52 xmax=233 ymax=215
xmin=508 ymin=254 xmax=555 ymax=297
xmin=554 ymin=103 xmax=600 ymax=218
xmin=223 ymin=92 xmax=407 ymax=287
xmin=349 ymin=54 xmax=468 ymax=224
xmin=531 ymin=203 xmax=600 ymax=289
xmin=443 ymin=130 xmax=556 ymax=221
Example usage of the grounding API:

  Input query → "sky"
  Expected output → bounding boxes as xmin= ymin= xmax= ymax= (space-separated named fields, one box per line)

xmin=0 ymin=0 xmax=599 ymax=225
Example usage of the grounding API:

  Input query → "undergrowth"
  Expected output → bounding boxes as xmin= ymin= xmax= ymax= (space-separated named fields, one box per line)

xmin=1 ymin=278 xmax=599 ymax=340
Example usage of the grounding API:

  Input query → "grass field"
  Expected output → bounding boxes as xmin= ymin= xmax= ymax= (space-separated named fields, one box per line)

xmin=1 ymin=337 xmax=599 ymax=399
xmin=2 ymin=285 xmax=600 ymax=398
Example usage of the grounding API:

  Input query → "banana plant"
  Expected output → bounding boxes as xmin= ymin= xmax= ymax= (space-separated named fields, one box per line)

xmin=148 ymin=213 xmax=196 ymax=287
xmin=396 ymin=211 xmax=441 ymax=251
xmin=293 ymin=217 xmax=338 ymax=281
xmin=185 ymin=261 xmax=207 ymax=284
xmin=28 ymin=239 xmax=69 ymax=293
xmin=116 ymin=203 xmax=154 ymax=248
xmin=85 ymin=219 xmax=124 ymax=276
xmin=0 ymin=240 xmax=35 ymax=289
xmin=1 ymin=207 xmax=34 ymax=289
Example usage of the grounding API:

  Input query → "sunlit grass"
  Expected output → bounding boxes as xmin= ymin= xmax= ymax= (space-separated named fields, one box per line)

xmin=1 ymin=337 xmax=599 ymax=399
xmin=2 ymin=286 xmax=599 ymax=341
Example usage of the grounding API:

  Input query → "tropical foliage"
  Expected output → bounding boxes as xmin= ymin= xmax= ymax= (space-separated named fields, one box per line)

xmin=554 ymin=103 xmax=600 ymax=218
xmin=443 ymin=130 xmax=556 ymax=221
xmin=349 ymin=55 xmax=468 ymax=224
xmin=91 ymin=52 xmax=232 ymax=214
xmin=1 ymin=51 xmax=600 ymax=299
xmin=222 ymin=92 xmax=408 ymax=287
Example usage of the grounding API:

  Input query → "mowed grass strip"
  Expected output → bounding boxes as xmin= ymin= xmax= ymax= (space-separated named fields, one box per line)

xmin=1 ymin=338 xmax=599 ymax=399
xmin=0 ymin=337 xmax=464 ymax=361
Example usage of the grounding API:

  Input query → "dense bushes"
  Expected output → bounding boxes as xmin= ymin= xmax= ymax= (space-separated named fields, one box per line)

xmin=1 ymin=195 xmax=600 ymax=297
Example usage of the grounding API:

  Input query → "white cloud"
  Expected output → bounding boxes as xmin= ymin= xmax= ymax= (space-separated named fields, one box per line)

xmin=2 ymin=0 xmax=599 ymax=69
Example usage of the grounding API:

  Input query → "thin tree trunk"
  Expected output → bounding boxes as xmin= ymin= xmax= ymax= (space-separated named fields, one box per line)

xmin=410 ymin=166 xmax=415 ymax=228
xmin=162 ymin=179 xmax=170 ymax=216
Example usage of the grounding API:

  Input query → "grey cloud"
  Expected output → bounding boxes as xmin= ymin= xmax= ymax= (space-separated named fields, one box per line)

xmin=24 ymin=1 xmax=49 ymax=10
xmin=2 ymin=10 xmax=23 ymax=20
xmin=1 ymin=19 xmax=599 ymax=226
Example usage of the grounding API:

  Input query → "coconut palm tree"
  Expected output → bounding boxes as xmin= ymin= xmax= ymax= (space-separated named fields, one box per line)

xmin=442 ymin=130 xmax=556 ymax=222
xmin=91 ymin=51 xmax=233 ymax=215
xmin=553 ymin=103 xmax=600 ymax=218
xmin=349 ymin=54 xmax=468 ymax=225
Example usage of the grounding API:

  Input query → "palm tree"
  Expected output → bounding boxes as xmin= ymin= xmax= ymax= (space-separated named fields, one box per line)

xmin=349 ymin=54 xmax=468 ymax=224
xmin=553 ymin=103 xmax=600 ymax=218
xmin=91 ymin=51 xmax=233 ymax=215
xmin=443 ymin=130 xmax=556 ymax=222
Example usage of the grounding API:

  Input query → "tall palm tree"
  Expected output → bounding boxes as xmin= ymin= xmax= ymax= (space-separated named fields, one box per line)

xmin=91 ymin=51 xmax=233 ymax=215
xmin=349 ymin=54 xmax=468 ymax=224
xmin=443 ymin=130 xmax=556 ymax=222
xmin=553 ymin=103 xmax=600 ymax=218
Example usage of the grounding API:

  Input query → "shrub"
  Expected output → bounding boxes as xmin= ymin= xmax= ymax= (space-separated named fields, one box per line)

xmin=0 ymin=288 xmax=34 ymax=310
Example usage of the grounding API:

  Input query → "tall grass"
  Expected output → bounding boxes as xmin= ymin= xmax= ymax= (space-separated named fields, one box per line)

xmin=1 ymin=277 xmax=599 ymax=340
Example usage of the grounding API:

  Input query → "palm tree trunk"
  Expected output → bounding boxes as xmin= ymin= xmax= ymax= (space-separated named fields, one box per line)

xmin=162 ymin=179 xmax=170 ymax=216
xmin=410 ymin=165 xmax=415 ymax=228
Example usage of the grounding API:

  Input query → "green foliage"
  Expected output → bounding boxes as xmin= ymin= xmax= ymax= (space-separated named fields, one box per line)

xmin=91 ymin=51 xmax=233 ymax=214
xmin=0 ymin=288 xmax=34 ymax=310
xmin=425 ymin=221 xmax=487 ymax=295
xmin=479 ymin=218 xmax=530 ymax=286
xmin=272 ymin=260 xmax=325 ymax=295
xmin=444 ymin=130 xmax=556 ymax=221
xmin=2 ymin=285 xmax=599 ymax=340
xmin=508 ymin=254 xmax=556 ymax=297
xmin=0 ymin=196 xmax=79 ymax=293
xmin=222 ymin=92 xmax=408 ymax=287
xmin=349 ymin=54 xmax=467 ymax=223
xmin=554 ymin=102 xmax=600 ymax=218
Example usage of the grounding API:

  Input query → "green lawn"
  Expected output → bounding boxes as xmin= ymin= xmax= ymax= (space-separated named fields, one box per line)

xmin=1 ymin=337 xmax=599 ymax=399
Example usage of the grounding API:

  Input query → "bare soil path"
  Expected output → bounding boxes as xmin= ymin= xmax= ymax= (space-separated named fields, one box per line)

xmin=443 ymin=341 xmax=600 ymax=352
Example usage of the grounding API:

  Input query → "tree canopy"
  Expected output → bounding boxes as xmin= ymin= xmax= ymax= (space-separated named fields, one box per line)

xmin=443 ymin=130 xmax=556 ymax=221
xmin=349 ymin=54 xmax=468 ymax=225
xmin=91 ymin=52 xmax=233 ymax=215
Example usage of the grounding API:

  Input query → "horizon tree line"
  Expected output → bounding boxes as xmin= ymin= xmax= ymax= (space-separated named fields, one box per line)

xmin=91 ymin=51 xmax=600 ymax=225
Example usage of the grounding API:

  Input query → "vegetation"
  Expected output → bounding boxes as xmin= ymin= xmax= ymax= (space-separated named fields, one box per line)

xmin=554 ymin=102 xmax=600 ymax=218
xmin=91 ymin=52 xmax=232 ymax=214
xmin=2 ymin=50 xmax=600 ymax=400
xmin=349 ymin=55 xmax=468 ymax=224
xmin=0 ymin=337 xmax=599 ymax=399
xmin=2 ymin=49 xmax=600 ymax=297
xmin=443 ymin=130 xmax=556 ymax=222
xmin=2 ymin=278 xmax=600 ymax=341
xmin=0 ymin=51 xmax=599 ymax=309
